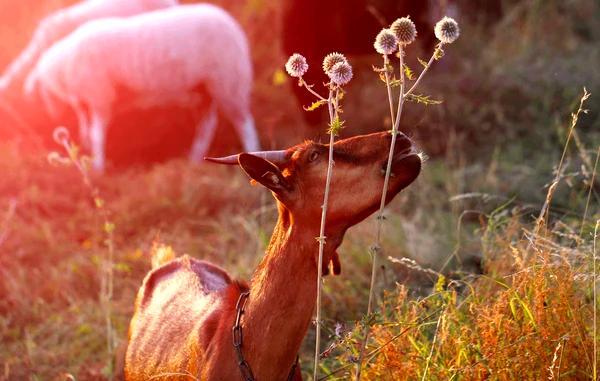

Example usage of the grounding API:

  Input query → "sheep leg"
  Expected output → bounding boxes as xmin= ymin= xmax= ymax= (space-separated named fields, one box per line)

xmin=236 ymin=114 xmax=260 ymax=152
xmin=213 ymin=84 xmax=259 ymax=152
xmin=189 ymin=103 xmax=218 ymax=163
xmin=89 ymin=111 xmax=109 ymax=172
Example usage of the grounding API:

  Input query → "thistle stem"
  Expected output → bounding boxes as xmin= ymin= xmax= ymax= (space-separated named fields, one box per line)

xmin=355 ymin=50 xmax=404 ymax=380
xmin=58 ymin=137 xmax=115 ymax=378
xmin=301 ymin=78 xmax=328 ymax=102
xmin=404 ymin=43 xmax=442 ymax=97
xmin=314 ymin=87 xmax=338 ymax=381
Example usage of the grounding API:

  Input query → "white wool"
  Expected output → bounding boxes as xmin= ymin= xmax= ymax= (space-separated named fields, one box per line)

xmin=25 ymin=4 xmax=259 ymax=171
xmin=0 ymin=0 xmax=177 ymax=92
xmin=29 ymin=4 xmax=252 ymax=117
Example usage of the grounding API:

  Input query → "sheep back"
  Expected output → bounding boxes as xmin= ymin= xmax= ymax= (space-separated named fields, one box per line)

xmin=1 ymin=0 xmax=177 ymax=94
xmin=28 ymin=4 xmax=252 ymax=114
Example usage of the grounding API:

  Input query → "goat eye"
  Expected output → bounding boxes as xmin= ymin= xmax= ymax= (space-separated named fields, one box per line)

xmin=308 ymin=151 xmax=319 ymax=162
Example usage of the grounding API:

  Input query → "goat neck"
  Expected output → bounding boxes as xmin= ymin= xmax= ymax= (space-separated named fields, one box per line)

xmin=241 ymin=202 xmax=334 ymax=380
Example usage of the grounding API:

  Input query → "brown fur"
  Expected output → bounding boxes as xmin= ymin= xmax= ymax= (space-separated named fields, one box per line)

xmin=124 ymin=131 xmax=421 ymax=380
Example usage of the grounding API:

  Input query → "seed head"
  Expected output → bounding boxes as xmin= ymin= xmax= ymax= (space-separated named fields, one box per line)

xmin=53 ymin=126 xmax=70 ymax=145
xmin=322 ymin=52 xmax=348 ymax=75
xmin=374 ymin=28 xmax=398 ymax=55
xmin=390 ymin=17 xmax=417 ymax=45
xmin=434 ymin=16 xmax=460 ymax=44
xmin=329 ymin=61 xmax=353 ymax=86
xmin=285 ymin=53 xmax=308 ymax=78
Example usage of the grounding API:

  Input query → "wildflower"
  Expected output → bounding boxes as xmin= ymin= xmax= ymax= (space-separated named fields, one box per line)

xmin=322 ymin=52 xmax=347 ymax=75
xmin=374 ymin=28 xmax=398 ymax=55
xmin=285 ymin=53 xmax=308 ymax=78
xmin=334 ymin=322 xmax=344 ymax=337
xmin=390 ymin=17 xmax=417 ymax=45
xmin=328 ymin=61 xmax=353 ymax=86
xmin=434 ymin=16 xmax=460 ymax=44
xmin=53 ymin=126 xmax=70 ymax=145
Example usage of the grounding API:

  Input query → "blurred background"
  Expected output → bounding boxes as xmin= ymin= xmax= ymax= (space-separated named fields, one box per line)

xmin=0 ymin=0 xmax=598 ymax=379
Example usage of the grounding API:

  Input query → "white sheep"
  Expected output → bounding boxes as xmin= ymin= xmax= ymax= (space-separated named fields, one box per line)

xmin=0 ymin=0 xmax=177 ymax=94
xmin=24 ymin=4 xmax=260 ymax=171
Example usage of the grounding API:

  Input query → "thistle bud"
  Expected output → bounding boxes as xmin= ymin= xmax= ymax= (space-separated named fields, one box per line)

xmin=53 ymin=126 xmax=70 ymax=145
xmin=390 ymin=17 xmax=417 ymax=45
xmin=329 ymin=61 xmax=353 ymax=86
xmin=322 ymin=52 xmax=348 ymax=75
xmin=285 ymin=53 xmax=309 ymax=78
xmin=434 ymin=16 xmax=460 ymax=44
xmin=374 ymin=28 xmax=398 ymax=55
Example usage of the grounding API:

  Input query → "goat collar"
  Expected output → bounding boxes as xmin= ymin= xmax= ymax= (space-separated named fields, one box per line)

xmin=232 ymin=291 xmax=299 ymax=380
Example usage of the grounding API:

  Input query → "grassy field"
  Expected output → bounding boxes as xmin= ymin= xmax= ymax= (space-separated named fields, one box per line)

xmin=0 ymin=0 xmax=599 ymax=380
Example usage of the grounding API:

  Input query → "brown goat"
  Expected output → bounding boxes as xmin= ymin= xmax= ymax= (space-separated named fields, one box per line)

xmin=124 ymin=131 xmax=421 ymax=380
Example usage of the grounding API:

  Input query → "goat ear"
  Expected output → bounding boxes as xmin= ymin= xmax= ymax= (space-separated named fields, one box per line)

xmin=238 ymin=153 xmax=292 ymax=194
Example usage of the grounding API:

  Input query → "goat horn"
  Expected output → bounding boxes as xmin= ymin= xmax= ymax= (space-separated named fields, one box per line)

xmin=204 ymin=150 xmax=288 ymax=165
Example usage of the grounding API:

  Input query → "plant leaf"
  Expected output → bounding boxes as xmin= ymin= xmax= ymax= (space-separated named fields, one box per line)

xmin=405 ymin=94 xmax=443 ymax=106
xmin=304 ymin=100 xmax=328 ymax=112
xmin=328 ymin=115 xmax=345 ymax=136
xmin=516 ymin=296 xmax=537 ymax=330
xmin=403 ymin=64 xmax=415 ymax=80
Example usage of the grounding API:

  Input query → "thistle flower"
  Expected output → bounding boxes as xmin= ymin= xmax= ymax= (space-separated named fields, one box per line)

xmin=285 ymin=53 xmax=308 ymax=78
xmin=374 ymin=28 xmax=398 ymax=55
xmin=322 ymin=52 xmax=347 ymax=75
xmin=390 ymin=17 xmax=417 ymax=45
xmin=434 ymin=16 xmax=460 ymax=44
xmin=53 ymin=126 xmax=70 ymax=145
xmin=329 ymin=61 xmax=353 ymax=86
